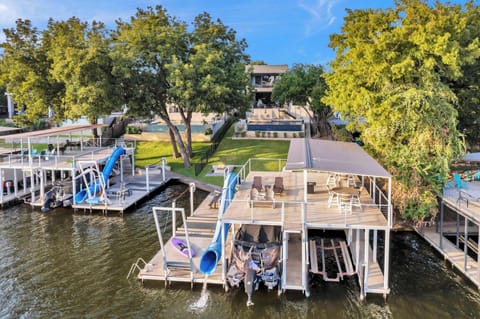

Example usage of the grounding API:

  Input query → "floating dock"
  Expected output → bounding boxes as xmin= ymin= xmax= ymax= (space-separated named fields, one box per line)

xmin=134 ymin=139 xmax=393 ymax=301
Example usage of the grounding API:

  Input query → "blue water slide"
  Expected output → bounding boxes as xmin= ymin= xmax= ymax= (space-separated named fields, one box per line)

xmin=199 ymin=172 xmax=238 ymax=275
xmin=74 ymin=146 xmax=126 ymax=204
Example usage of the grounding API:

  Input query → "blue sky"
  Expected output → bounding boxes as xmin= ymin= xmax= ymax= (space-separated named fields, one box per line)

xmin=0 ymin=0 xmax=459 ymax=66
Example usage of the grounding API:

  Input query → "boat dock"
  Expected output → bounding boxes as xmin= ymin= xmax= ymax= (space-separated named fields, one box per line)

xmin=416 ymin=184 xmax=480 ymax=289
xmin=0 ymin=125 xmax=167 ymax=214
xmin=134 ymin=139 xmax=393 ymax=301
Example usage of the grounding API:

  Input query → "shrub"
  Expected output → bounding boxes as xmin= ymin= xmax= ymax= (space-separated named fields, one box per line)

xmin=299 ymin=132 xmax=305 ymax=138
xmin=255 ymin=131 xmax=261 ymax=137
xmin=126 ymin=126 xmax=142 ymax=134
xmin=241 ymin=131 xmax=246 ymax=137
xmin=293 ymin=133 xmax=297 ymax=138
xmin=284 ymin=132 xmax=288 ymax=138
xmin=267 ymin=131 xmax=271 ymax=137
xmin=204 ymin=127 xmax=213 ymax=135
xmin=273 ymin=132 xmax=278 ymax=138
xmin=261 ymin=131 xmax=266 ymax=137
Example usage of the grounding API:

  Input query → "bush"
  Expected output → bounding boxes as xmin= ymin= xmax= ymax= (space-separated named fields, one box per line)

xmin=284 ymin=132 xmax=288 ymax=138
xmin=126 ymin=126 xmax=142 ymax=134
xmin=241 ymin=131 xmax=246 ymax=137
xmin=255 ymin=131 xmax=261 ymax=137
xmin=299 ymin=132 xmax=305 ymax=138
xmin=204 ymin=127 xmax=213 ymax=135
xmin=267 ymin=131 xmax=271 ymax=137
xmin=273 ymin=132 xmax=278 ymax=138
xmin=261 ymin=131 xmax=266 ymax=137
xmin=293 ymin=133 xmax=297 ymax=138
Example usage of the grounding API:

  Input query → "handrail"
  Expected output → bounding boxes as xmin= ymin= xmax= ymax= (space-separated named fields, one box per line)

xmin=126 ymin=257 xmax=148 ymax=279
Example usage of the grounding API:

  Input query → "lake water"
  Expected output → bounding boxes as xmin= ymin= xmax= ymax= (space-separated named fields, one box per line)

xmin=1 ymin=183 xmax=480 ymax=319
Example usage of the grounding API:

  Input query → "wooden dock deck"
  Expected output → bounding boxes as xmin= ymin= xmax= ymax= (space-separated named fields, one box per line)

xmin=138 ymin=191 xmax=228 ymax=284
xmin=223 ymin=171 xmax=389 ymax=230
xmin=419 ymin=227 xmax=479 ymax=288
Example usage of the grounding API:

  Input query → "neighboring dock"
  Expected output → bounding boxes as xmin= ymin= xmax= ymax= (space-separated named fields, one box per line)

xmin=416 ymin=183 xmax=480 ymax=289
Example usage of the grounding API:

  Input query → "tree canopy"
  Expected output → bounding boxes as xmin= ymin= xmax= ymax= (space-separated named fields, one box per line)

xmin=166 ymin=12 xmax=251 ymax=157
xmin=272 ymin=64 xmax=330 ymax=137
xmin=0 ymin=6 xmax=250 ymax=168
xmin=323 ymin=0 xmax=480 ymax=221
xmin=0 ymin=19 xmax=60 ymax=125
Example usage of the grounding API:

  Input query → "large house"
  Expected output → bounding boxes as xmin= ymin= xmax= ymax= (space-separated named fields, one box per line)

xmin=248 ymin=64 xmax=288 ymax=107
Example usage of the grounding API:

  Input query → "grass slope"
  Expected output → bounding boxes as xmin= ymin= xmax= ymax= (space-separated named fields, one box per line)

xmin=134 ymin=126 xmax=290 ymax=186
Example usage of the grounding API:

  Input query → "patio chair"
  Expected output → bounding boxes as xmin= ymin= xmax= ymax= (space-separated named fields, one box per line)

xmin=337 ymin=193 xmax=353 ymax=214
xmin=453 ymin=173 xmax=468 ymax=189
xmin=326 ymin=173 xmax=337 ymax=187
xmin=252 ymin=176 xmax=263 ymax=191
xmin=273 ymin=177 xmax=284 ymax=195
xmin=326 ymin=185 xmax=338 ymax=208
xmin=473 ymin=171 xmax=480 ymax=181
xmin=352 ymin=187 xmax=363 ymax=210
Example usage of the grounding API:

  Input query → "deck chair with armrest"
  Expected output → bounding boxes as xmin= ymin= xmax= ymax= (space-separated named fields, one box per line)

xmin=453 ymin=173 xmax=468 ymax=189
xmin=252 ymin=176 xmax=263 ymax=191
xmin=273 ymin=176 xmax=284 ymax=195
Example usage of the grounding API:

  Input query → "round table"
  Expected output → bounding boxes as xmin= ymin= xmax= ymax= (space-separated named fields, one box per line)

xmin=331 ymin=187 xmax=359 ymax=196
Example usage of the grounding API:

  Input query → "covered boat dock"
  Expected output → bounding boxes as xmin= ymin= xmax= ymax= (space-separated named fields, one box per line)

xmin=135 ymin=138 xmax=393 ymax=300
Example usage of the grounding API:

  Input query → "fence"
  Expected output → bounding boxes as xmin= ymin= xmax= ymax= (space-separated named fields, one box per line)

xmin=193 ymin=117 xmax=234 ymax=176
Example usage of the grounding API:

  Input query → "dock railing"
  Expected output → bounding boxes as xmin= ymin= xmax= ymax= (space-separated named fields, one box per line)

xmin=236 ymin=158 xmax=287 ymax=182
xmin=364 ymin=176 xmax=392 ymax=227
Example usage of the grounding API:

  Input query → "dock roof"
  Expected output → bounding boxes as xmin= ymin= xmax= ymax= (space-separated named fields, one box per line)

xmin=0 ymin=124 xmax=106 ymax=140
xmin=285 ymin=139 xmax=391 ymax=178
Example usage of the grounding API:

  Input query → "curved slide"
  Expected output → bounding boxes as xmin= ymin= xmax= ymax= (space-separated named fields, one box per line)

xmin=74 ymin=146 xmax=126 ymax=204
xmin=199 ymin=172 xmax=238 ymax=275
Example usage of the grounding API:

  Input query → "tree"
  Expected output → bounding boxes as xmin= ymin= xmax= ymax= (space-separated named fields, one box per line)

xmin=448 ymin=2 xmax=480 ymax=149
xmin=44 ymin=18 xmax=120 ymax=136
xmin=323 ymin=0 xmax=478 ymax=221
xmin=0 ymin=19 xmax=61 ymax=126
xmin=112 ymin=6 xmax=192 ymax=167
xmin=166 ymin=13 xmax=251 ymax=158
xmin=272 ymin=64 xmax=330 ymax=137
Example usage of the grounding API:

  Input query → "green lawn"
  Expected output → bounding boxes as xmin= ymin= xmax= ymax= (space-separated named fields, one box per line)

xmin=134 ymin=126 xmax=291 ymax=186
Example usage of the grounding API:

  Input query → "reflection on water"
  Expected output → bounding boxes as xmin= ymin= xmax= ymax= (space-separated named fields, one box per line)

xmin=0 ymin=183 xmax=479 ymax=318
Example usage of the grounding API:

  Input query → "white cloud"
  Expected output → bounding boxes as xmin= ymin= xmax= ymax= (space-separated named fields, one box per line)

xmin=298 ymin=0 xmax=340 ymax=36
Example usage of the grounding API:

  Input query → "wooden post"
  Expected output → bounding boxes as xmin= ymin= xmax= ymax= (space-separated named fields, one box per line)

xmin=13 ymin=168 xmax=18 ymax=197
xmin=364 ymin=229 xmax=370 ymax=294
xmin=0 ymin=169 xmax=3 ymax=203
xmin=162 ymin=157 xmax=166 ymax=182
xmin=72 ymin=169 xmax=77 ymax=205
xmin=440 ymin=201 xmax=444 ymax=249
xmin=303 ymin=170 xmax=308 ymax=203
xmin=384 ymin=229 xmax=390 ymax=293
xmin=146 ymin=166 xmax=150 ymax=192
xmin=464 ymin=216 xmax=468 ymax=271
xmin=456 ymin=212 xmax=460 ymax=248
xmin=189 ymin=183 xmax=195 ymax=217
xmin=356 ymin=229 xmax=360 ymax=272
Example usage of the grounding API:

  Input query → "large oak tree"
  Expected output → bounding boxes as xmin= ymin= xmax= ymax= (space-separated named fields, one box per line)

xmin=323 ymin=0 xmax=480 ymax=221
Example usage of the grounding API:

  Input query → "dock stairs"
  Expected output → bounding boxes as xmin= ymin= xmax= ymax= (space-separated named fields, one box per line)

xmin=309 ymin=238 xmax=356 ymax=282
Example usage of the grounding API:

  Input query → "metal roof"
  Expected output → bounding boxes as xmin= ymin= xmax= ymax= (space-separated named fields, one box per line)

xmin=285 ymin=139 xmax=391 ymax=178
xmin=247 ymin=64 xmax=288 ymax=74
xmin=1 ymin=124 xmax=106 ymax=140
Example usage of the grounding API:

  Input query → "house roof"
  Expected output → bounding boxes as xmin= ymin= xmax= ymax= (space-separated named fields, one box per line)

xmin=461 ymin=152 xmax=480 ymax=162
xmin=248 ymin=64 xmax=288 ymax=74
xmin=285 ymin=139 xmax=391 ymax=178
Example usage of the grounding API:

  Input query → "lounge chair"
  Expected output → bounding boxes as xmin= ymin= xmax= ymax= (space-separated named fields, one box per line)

xmin=252 ymin=176 xmax=263 ymax=191
xmin=273 ymin=177 xmax=284 ymax=195
xmin=453 ymin=173 xmax=468 ymax=189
